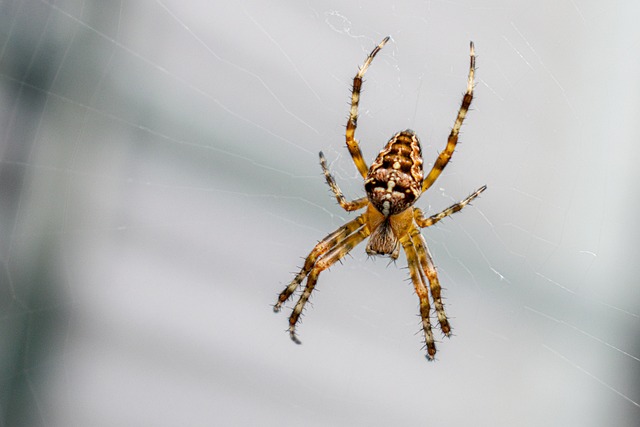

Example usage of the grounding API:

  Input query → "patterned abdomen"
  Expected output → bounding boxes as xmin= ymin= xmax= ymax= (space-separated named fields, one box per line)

xmin=364 ymin=130 xmax=423 ymax=216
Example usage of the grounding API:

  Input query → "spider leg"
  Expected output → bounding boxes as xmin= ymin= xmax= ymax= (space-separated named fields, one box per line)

xmin=346 ymin=36 xmax=390 ymax=179
xmin=414 ymin=185 xmax=486 ymax=228
xmin=288 ymin=226 xmax=370 ymax=344
xmin=422 ymin=42 xmax=476 ymax=193
xmin=274 ymin=214 xmax=366 ymax=312
xmin=319 ymin=151 xmax=369 ymax=211
xmin=410 ymin=228 xmax=451 ymax=339
xmin=400 ymin=232 xmax=437 ymax=360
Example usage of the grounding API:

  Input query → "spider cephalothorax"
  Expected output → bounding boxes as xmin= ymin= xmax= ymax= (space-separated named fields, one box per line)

xmin=274 ymin=37 xmax=486 ymax=360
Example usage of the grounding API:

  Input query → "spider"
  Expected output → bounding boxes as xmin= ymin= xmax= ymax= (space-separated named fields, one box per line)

xmin=274 ymin=36 xmax=486 ymax=360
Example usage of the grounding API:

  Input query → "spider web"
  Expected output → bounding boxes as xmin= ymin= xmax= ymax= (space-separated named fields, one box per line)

xmin=1 ymin=1 xmax=639 ymax=426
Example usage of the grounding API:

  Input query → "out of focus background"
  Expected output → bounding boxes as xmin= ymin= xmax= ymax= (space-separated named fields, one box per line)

xmin=1 ymin=1 xmax=639 ymax=426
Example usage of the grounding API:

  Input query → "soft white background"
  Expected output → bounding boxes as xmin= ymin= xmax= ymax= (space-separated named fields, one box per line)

xmin=1 ymin=1 xmax=639 ymax=426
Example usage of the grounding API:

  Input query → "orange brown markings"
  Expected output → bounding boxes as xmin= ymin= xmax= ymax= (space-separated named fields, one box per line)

xmin=365 ymin=130 xmax=423 ymax=216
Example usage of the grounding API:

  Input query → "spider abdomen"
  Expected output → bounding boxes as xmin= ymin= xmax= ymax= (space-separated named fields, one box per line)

xmin=364 ymin=130 xmax=423 ymax=216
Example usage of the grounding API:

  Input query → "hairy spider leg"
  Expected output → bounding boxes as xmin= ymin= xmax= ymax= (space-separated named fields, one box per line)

xmin=422 ymin=42 xmax=476 ymax=193
xmin=400 ymin=232 xmax=437 ymax=360
xmin=288 ymin=226 xmax=371 ymax=344
xmin=319 ymin=151 xmax=369 ymax=212
xmin=274 ymin=215 xmax=367 ymax=313
xmin=414 ymin=185 xmax=486 ymax=228
xmin=346 ymin=36 xmax=390 ymax=179
xmin=411 ymin=229 xmax=450 ymax=337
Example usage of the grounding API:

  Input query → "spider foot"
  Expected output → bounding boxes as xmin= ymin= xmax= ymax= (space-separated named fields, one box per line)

xmin=435 ymin=305 xmax=452 ymax=336
xmin=439 ymin=321 xmax=452 ymax=337
xmin=421 ymin=331 xmax=437 ymax=361
xmin=424 ymin=343 xmax=437 ymax=361
xmin=417 ymin=315 xmax=438 ymax=361
xmin=289 ymin=328 xmax=302 ymax=345
xmin=273 ymin=302 xmax=283 ymax=313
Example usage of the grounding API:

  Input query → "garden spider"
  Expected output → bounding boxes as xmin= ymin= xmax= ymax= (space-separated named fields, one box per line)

xmin=274 ymin=37 xmax=486 ymax=360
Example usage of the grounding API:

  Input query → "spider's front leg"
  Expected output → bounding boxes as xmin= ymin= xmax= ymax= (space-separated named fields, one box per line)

xmin=286 ymin=226 xmax=370 ymax=344
xmin=400 ymin=230 xmax=437 ymax=360
xmin=274 ymin=215 xmax=366 ymax=313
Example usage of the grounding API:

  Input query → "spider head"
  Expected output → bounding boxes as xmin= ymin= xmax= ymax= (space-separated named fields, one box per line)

xmin=364 ymin=130 xmax=424 ymax=216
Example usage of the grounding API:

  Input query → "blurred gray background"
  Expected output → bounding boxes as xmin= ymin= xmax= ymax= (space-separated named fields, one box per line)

xmin=1 ymin=1 xmax=639 ymax=426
